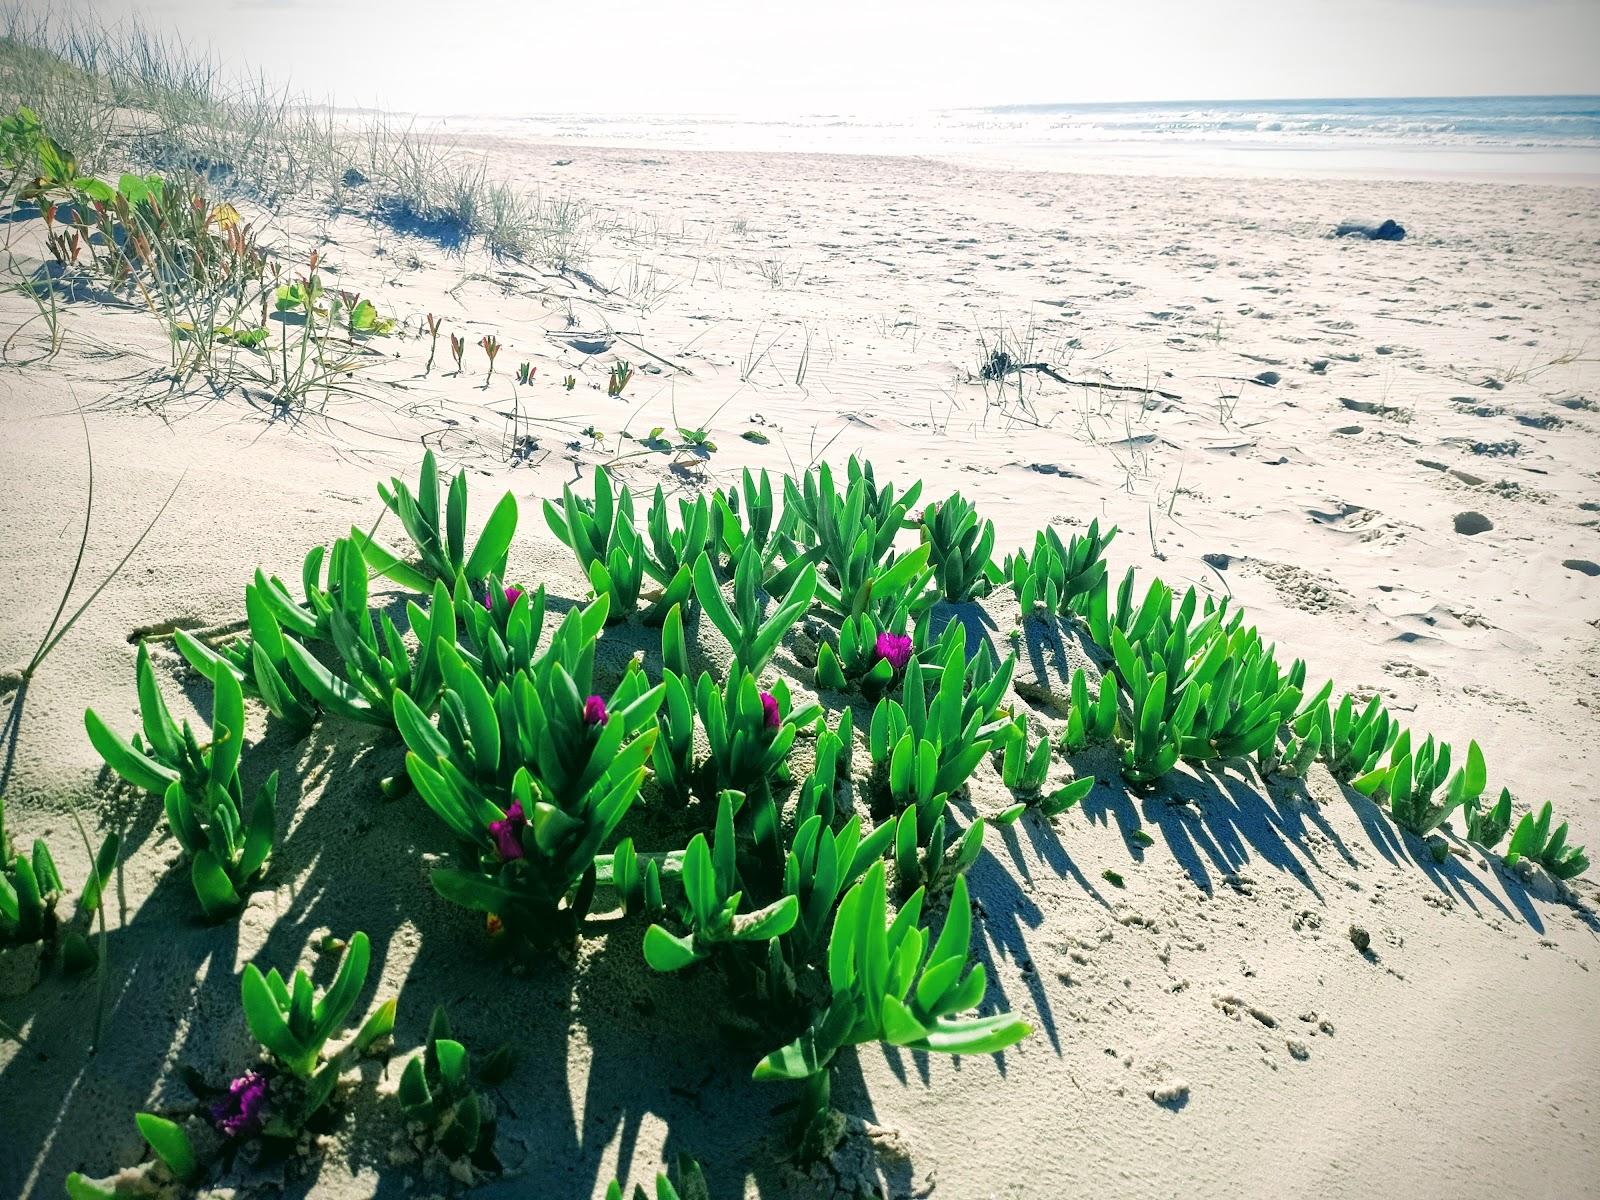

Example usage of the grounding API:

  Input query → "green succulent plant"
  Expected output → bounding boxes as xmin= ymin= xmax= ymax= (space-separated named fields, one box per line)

xmin=867 ymin=633 xmax=1012 ymax=893
xmin=1109 ymin=642 xmax=1190 ymax=786
xmin=1104 ymin=585 xmax=1252 ymax=782
xmin=1325 ymin=691 xmax=1401 ymax=781
xmin=1059 ymin=666 xmax=1118 ymax=754
xmin=781 ymin=808 xmax=892 ymax=965
xmin=544 ymin=465 xmax=648 ymax=623
xmin=173 ymin=573 xmax=321 ymax=730
xmin=1461 ymin=786 xmax=1514 ymax=851
xmin=602 ymin=835 xmax=670 ymax=919
xmin=1356 ymin=732 xmax=1487 ymax=838
xmin=753 ymin=865 xmax=1030 ymax=1157
xmin=1259 ymin=679 xmax=1332 ymax=779
xmin=792 ymin=708 xmax=856 ymax=829
xmin=710 ymin=467 xmax=793 ymax=573
xmin=278 ymin=537 xmax=456 ymax=726
xmin=813 ymin=613 xmax=902 ymax=696
xmin=396 ymin=598 xmax=666 ymax=949
xmin=133 ymin=1113 xmax=198 ymax=1182
xmin=84 ymin=645 xmax=276 ymax=918
xmin=1179 ymin=625 xmax=1304 ymax=763
xmin=604 ymin=1155 xmax=709 ymax=1200
xmin=1085 ymin=567 xmax=1170 ymax=652
xmin=643 ymin=792 xmax=801 ymax=972
xmin=990 ymin=716 xmax=1094 ymax=820
xmin=0 ymin=837 xmax=61 ymax=949
xmin=240 ymin=930 xmax=396 ymax=1133
xmin=890 ymin=801 xmax=985 ymax=898
xmin=920 ymin=492 xmax=1000 ymax=602
xmin=398 ymin=1006 xmax=511 ymax=1167
xmin=353 ymin=449 xmax=517 ymax=591
xmin=644 ymin=485 xmax=713 ymax=616
xmin=248 ymin=543 xmax=343 ymax=645
xmin=653 ymin=672 xmax=807 ymax=811
xmin=692 ymin=544 xmax=817 ymax=676
xmin=0 ymin=806 xmax=117 ymax=962
xmin=1117 ymin=669 xmax=1186 ymax=785
xmin=868 ymin=631 xmax=1015 ymax=814
xmin=451 ymin=576 xmax=546 ymax=690
xmin=1006 ymin=519 xmax=1117 ymax=619
xmin=782 ymin=459 xmax=933 ymax=622
xmin=65 ymin=1114 xmax=199 ymax=1196
xmin=1504 ymin=802 xmax=1588 ymax=880
xmin=995 ymin=715 xmax=1051 ymax=794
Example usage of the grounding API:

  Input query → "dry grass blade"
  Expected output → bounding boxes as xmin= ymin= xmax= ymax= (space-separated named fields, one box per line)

xmin=23 ymin=407 xmax=185 ymax=680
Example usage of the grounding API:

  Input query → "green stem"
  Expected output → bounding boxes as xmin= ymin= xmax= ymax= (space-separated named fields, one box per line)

xmin=795 ymin=1068 xmax=841 ymax=1160
xmin=591 ymin=849 xmax=685 ymax=887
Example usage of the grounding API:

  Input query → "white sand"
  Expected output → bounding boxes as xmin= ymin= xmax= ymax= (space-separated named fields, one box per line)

xmin=2 ymin=139 xmax=1598 ymax=1199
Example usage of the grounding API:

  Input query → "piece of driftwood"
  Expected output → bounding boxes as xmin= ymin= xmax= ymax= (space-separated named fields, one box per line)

xmin=995 ymin=360 xmax=1181 ymax=401
xmin=611 ymin=332 xmax=695 ymax=377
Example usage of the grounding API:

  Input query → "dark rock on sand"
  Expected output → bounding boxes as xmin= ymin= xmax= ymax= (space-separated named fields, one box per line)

xmin=1334 ymin=218 xmax=1406 ymax=241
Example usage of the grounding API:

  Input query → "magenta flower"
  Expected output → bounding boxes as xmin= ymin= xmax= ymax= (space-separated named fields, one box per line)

xmin=210 ymin=1070 xmax=269 ymax=1139
xmin=489 ymin=800 xmax=527 ymax=861
xmin=582 ymin=694 xmax=608 ymax=726
xmin=874 ymin=631 xmax=913 ymax=672
xmin=482 ymin=586 xmax=524 ymax=612
xmin=760 ymin=691 xmax=781 ymax=730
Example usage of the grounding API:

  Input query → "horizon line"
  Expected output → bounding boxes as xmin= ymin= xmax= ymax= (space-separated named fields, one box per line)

xmin=326 ymin=92 xmax=1600 ymax=123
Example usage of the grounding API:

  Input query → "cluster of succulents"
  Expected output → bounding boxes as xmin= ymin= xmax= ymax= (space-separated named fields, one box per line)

xmin=54 ymin=450 xmax=1587 ymax=1197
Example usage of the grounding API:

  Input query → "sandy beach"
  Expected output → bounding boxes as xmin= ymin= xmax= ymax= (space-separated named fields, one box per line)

xmin=2 ymin=40 xmax=1598 ymax=1200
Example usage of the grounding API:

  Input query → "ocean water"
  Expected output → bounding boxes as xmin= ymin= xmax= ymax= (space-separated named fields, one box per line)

xmin=461 ymin=95 xmax=1600 ymax=182
xmin=973 ymin=95 xmax=1600 ymax=147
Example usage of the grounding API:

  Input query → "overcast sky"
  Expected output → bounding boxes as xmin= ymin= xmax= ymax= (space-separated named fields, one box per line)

xmin=29 ymin=0 xmax=1600 ymax=115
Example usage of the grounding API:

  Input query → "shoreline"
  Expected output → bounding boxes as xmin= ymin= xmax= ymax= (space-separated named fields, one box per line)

xmin=428 ymin=116 xmax=1600 ymax=187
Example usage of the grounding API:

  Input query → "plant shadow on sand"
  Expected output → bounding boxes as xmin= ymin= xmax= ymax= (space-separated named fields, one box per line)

xmin=0 ymin=703 xmax=424 ymax=1192
xmin=1 ymin=615 xmax=900 ymax=1199
xmin=947 ymin=607 xmax=1577 ymax=1076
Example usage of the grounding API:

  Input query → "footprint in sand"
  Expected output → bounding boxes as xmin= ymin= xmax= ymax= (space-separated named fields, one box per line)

xmin=1514 ymin=412 xmax=1565 ymax=430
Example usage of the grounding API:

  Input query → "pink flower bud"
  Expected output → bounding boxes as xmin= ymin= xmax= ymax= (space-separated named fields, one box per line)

xmin=483 ymin=586 xmax=524 ymax=611
xmin=488 ymin=799 xmax=527 ymax=861
xmin=874 ymin=631 xmax=913 ymax=671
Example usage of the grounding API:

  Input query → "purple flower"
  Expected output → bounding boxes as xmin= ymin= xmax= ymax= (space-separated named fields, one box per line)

xmin=210 ymin=1070 xmax=269 ymax=1139
xmin=489 ymin=800 xmax=527 ymax=861
xmin=582 ymin=694 xmax=608 ymax=726
xmin=874 ymin=632 xmax=913 ymax=672
xmin=760 ymin=691 xmax=781 ymax=730
xmin=482 ymin=586 xmax=524 ymax=612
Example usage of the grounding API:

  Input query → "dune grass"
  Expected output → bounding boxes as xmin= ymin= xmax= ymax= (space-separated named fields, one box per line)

xmin=0 ymin=10 xmax=591 ymax=265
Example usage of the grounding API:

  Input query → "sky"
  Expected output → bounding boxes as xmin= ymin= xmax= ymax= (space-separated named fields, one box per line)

xmin=28 ymin=0 xmax=1600 ymax=116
